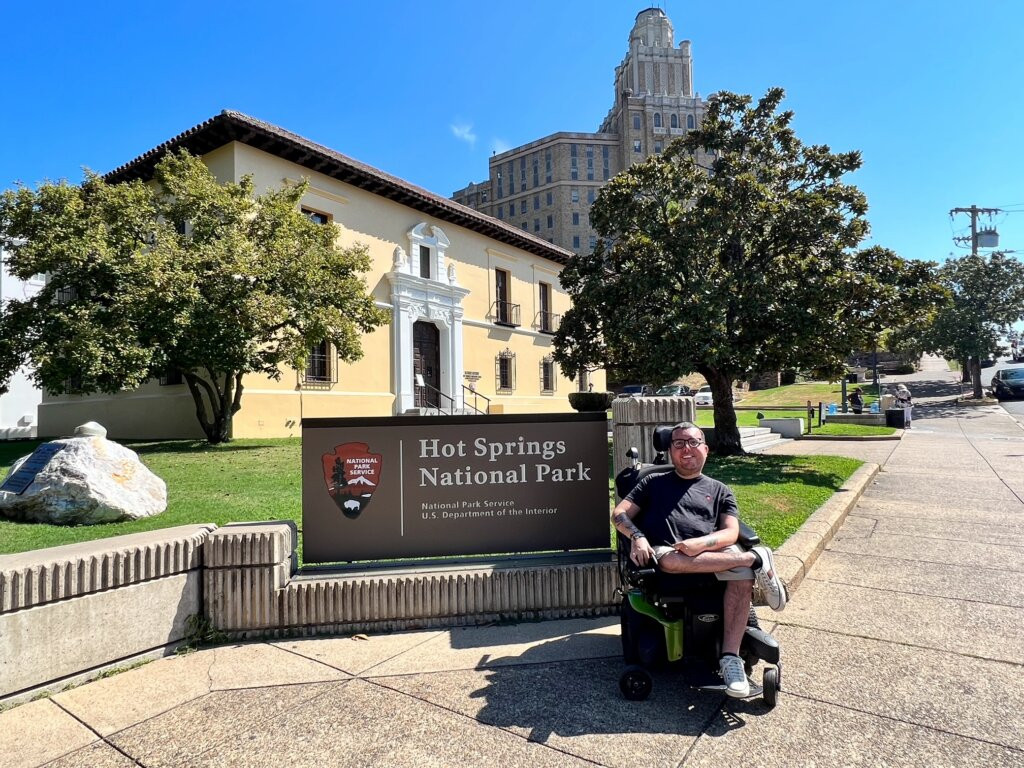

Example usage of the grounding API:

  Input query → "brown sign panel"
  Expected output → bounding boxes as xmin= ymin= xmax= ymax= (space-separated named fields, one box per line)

xmin=302 ymin=413 xmax=610 ymax=563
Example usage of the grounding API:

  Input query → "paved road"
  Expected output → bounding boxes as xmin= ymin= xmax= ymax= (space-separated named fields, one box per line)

xmin=3 ymin=355 xmax=1022 ymax=767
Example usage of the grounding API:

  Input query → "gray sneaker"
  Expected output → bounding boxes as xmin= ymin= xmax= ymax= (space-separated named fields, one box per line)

xmin=719 ymin=654 xmax=749 ymax=698
xmin=752 ymin=545 xmax=787 ymax=611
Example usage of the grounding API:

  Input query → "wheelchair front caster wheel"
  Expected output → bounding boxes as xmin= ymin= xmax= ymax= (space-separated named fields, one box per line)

xmin=619 ymin=665 xmax=653 ymax=701
xmin=762 ymin=667 xmax=779 ymax=709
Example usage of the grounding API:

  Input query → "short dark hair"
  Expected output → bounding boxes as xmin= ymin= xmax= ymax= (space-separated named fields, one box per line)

xmin=671 ymin=421 xmax=705 ymax=439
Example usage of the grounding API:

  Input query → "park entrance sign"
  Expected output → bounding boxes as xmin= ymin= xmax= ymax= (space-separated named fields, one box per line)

xmin=302 ymin=413 xmax=610 ymax=563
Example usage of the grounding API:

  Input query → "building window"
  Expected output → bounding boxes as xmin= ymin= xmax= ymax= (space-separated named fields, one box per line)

xmin=302 ymin=207 xmax=330 ymax=225
xmin=687 ymin=114 xmax=695 ymax=130
xmin=545 ymin=149 xmax=552 ymax=183
xmin=546 ymin=214 xmax=553 ymax=228
xmin=571 ymin=188 xmax=579 ymax=203
xmin=671 ymin=114 xmax=679 ymax=129
xmin=589 ymin=235 xmax=597 ymax=250
xmin=653 ymin=113 xmax=662 ymax=128
xmin=522 ymin=222 xmax=528 ymax=230
xmin=573 ymin=235 xmax=580 ymax=249
xmin=496 ymin=171 xmax=503 ymax=198
xmin=572 ymin=212 xmax=580 ymax=226
xmin=570 ymin=144 xmax=577 ymax=157
xmin=497 ymin=206 xmax=504 ymax=220
xmin=493 ymin=268 xmax=520 ymax=326
xmin=632 ymin=114 xmax=641 ymax=130
xmin=520 ymin=200 xmax=527 ymax=215
xmin=533 ymin=194 xmax=540 ymax=210
xmin=633 ymin=140 xmax=642 ymax=153
xmin=418 ymin=244 xmax=432 ymax=279
xmin=540 ymin=355 xmax=556 ymax=393
xmin=538 ymin=282 xmax=558 ymax=334
xmin=654 ymin=142 xmax=662 ymax=154
xmin=532 ymin=155 xmax=539 ymax=186
xmin=520 ymin=157 xmax=526 ymax=191
xmin=159 ymin=368 xmax=183 ymax=386
xmin=304 ymin=340 xmax=336 ymax=384
xmin=55 ymin=284 xmax=78 ymax=304
xmin=587 ymin=188 xmax=595 ymax=204
xmin=533 ymin=218 xmax=540 ymax=232
xmin=496 ymin=349 xmax=516 ymax=392
xmin=546 ymin=191 xmax=553 ymax=205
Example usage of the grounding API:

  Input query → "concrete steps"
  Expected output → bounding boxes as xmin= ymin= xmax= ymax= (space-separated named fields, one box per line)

xmin=740 ymin=426 xmax=790 ymax=453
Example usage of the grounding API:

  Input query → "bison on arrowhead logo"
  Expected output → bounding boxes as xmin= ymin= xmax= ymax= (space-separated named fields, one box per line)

xmin=322 ymin=443 xmax=382 ymax=519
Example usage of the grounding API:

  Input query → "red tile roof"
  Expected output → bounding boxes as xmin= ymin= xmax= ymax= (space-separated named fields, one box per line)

xmin=105 ymin=110 xmax=574 ymax=265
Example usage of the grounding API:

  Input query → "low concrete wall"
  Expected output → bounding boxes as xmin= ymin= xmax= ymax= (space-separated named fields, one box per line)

xmin=0 ymin=524 xmax=213 ymax=704
xmin=759 ymin=418 xmax=804 ymax=438
xmin=204 ymin=522 xmax=618 ymax=639
xmin=825 ymin=413 xmax=886 ymax=426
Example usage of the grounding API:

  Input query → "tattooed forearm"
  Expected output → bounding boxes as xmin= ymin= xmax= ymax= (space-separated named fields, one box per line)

xmin=703 ymin=535 xmax=719 ymax=549
xmin=613 ymin=513 xmax=643 ymax=538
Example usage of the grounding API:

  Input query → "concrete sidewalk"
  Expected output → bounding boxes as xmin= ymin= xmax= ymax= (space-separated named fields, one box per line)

xmin=4 ymin=357 xmax=1023 ymax=767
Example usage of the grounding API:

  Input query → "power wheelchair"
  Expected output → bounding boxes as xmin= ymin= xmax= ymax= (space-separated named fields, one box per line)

xmin=614 ymin=426 xmax=782 ymax=708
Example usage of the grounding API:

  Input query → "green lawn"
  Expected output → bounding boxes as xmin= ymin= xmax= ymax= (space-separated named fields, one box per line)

xmin=3 ymin=436 xmax=860 ymax=557
xmin=740 ymin=381 xmax=879 ymax=408
xmin=693 ymin=407 xmax=896 ymax=436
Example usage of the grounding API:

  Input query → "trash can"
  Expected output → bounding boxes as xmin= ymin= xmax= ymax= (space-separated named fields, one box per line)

xmin=885 ymin=408 xmax=906 ymax=428
xmin=880 ymin=394 xmax=896 ymax=411
xmin=846 ymin=372 xmax=859 ymax=384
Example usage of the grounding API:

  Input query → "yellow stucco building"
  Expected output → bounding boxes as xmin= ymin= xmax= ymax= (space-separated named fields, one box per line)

xmin=37 ymin=111 xmax=605 ymax=440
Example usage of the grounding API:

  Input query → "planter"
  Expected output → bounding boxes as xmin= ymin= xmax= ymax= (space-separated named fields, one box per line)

xmin=569 ymin=392 xmax=615 ymax=412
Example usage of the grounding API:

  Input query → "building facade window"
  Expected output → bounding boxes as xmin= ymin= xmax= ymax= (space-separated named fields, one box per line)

xmin=572 ymin=212 xmax=580 ymax=226
xmin=159 ymin=368 xmax=183 ymax=386
xmin=586 ymin=188 xmax=595 ymax=204
xmin=496 ymin=349 xmax=516 ymax=391
xmin=497 ymin=206 xmax=504 ymax=219
xmin=653 ymin=112 xmax=662 ymax=128
xmin=573 ymin=235 xmax=580 ymax=249
xmin=687 ymin=114 xmax=695 ymax=129
xmin=520 ymin=157 xmax=527 ymax=190
xmin=533 ymin=218 xmax=540 ymax=232
xmin=546 ymin=191 xmax=553 ymax=205
xmin=496 ymin=171 xmax=503 ymax=198
xmin=633 ymin=140 xmax=642 ymax=153
xmin=589 ymin=235 xmax=597 ymax=250
xmin=571 ymin=188 xmax=579 ymax=203
xmin=540 ymin=355 xmax=556 ymax=393
xmin=301 ymin=207 xmax=330 ymax=225
xmin=304 ymin=340 xmax=335 ymax=384
xmin=671 ymin=114 xmax=678 ymax=129
xmin=533 ymin=194 xmax=540 ymax=210
xmin=532 ymin=155 xmax=539 ymax=186
xmin=654 ymin=142 xmax=662 ymax=154
xmin=546 ymin=214 xmax=553 ymax=228
xmin=494 ymin=268 xmax=520 ymax=326
xmin=632 ymin=114 xmax=641 ymax=130
xmin=520 ymin=200 xmax=527 ymax=214
xmin=545 ymin=149 xmax=552 ymax=183
xmin=418 ymin=244 xmax=432 ymax=280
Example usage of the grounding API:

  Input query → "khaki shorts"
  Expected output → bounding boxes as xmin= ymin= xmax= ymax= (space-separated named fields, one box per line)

xmin=652 ymin=543 xmax=754 ymax=581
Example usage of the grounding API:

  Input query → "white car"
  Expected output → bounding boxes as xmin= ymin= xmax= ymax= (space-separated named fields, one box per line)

xmin=694 ymin=385 xmax=713 ymax=405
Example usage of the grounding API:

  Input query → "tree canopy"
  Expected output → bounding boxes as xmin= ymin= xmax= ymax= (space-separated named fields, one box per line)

xmin=0 ymin=150 xmax=388 ymax=442
xmin=554 ymin=88 xmax=942 ymax=453
xmin=921 ymin=251 xmax=1024 ymax=397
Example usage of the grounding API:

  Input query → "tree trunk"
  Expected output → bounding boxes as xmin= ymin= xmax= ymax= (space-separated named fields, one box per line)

xmin=183 ymin=370 xmax=237 ymax=444
xmin=971 ymin=357 xmax=984 ymax=399
xmin=960 ymin=351 xmax=970 ymax=383
xmin=704 ymin=368 xmax=743 ymax=455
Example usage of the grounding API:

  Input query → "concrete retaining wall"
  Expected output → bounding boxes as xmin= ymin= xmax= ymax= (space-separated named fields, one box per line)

xmin=0 ymin=524 xmax=213 ymax=704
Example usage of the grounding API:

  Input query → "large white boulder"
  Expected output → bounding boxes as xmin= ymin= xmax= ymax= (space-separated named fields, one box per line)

xmin=0 ymin=435 xmax=167 ymax=525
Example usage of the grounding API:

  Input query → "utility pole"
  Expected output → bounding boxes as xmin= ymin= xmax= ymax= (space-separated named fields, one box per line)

xmin=950 ymin=205 xmax=1001 ymax=255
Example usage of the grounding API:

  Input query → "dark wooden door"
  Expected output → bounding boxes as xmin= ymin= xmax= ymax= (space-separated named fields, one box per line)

xmin=413 ymin=321 xmax=440 ymax=407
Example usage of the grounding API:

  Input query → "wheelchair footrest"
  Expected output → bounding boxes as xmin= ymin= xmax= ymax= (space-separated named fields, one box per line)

xmin=741 ymin=626 xmax=780 ymax=665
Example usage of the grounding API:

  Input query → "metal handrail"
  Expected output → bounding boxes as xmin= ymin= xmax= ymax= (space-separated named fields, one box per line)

xmin=415 ymin=382 xmax=456 ymax=414
xmin=537 ymin=310 xmax=561 ymax=334
xmin=462 ymin=385 xmax=491 ymax=415
xmin=491 ymin=300 xmax=521 ymax=327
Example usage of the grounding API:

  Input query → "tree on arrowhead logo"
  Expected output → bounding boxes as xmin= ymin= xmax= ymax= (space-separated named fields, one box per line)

xmin=322 ymin=443 xmax=382 ymax=519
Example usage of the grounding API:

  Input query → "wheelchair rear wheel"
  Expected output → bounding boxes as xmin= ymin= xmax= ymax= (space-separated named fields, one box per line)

xmin=619 ymin=665 xmax=653 ymax=701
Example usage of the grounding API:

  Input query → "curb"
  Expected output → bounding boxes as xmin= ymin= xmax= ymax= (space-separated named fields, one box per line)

xmin=798 ymin=431 xmax=903 ymax=442
xmin=768 ymin=462 xmax=880 ymax=599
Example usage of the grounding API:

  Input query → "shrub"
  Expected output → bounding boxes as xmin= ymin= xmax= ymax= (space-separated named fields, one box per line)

xmin=568 ymin=392 xmax=615 ymax=412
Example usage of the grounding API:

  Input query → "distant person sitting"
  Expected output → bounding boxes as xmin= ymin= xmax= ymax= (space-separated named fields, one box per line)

xmin=848 ymin=387 xmax=864 ymax=414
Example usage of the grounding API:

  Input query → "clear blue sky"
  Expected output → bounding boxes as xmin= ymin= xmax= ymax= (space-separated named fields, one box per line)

xmin=3 ymin=0 xmax=1024 ymax=266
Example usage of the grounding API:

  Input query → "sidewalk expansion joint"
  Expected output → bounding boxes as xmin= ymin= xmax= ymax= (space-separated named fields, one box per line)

xmin=361 ymin=675 xmax=607 ymax=766
xmin=802 ymin=575 xmax=1024 ymax=608
xmin=859 ymin=530 xmax=1021 ymax=550
xmin=674 ymin=699 xmax=732 ymax=767
xmin=819 ymin=549 xmax=1024 ymax=575
xmin=49 ymin=698 xmax=147 ymax=767
xmin=777 ymin=688 xmax=1024 ymax=755
xmin=769 ymin=622 xmax=1024 ymax=668
xmin=360 ymin=654 xmax=623 ymax=681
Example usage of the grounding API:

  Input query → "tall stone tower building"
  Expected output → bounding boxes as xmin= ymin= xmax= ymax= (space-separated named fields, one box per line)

xmin=453 ymin=7 xmax=709 ymax=255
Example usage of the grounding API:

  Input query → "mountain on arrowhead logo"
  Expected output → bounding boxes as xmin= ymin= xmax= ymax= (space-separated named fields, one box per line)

xmin=322 ymin=442 xmax=382 ymax=519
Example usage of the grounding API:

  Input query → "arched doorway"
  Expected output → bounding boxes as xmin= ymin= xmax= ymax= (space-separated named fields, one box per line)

xmin=413 ymin=321 xmax=440 ymax=407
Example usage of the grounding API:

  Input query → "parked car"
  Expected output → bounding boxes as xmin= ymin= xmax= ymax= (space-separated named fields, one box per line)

xmin=990 ymin=367 xmax=1024 ymax=400
xmin=616 ymin=384 xmax=654 ymax=398
xmin=694 ymin=385 xmax=713 ymax=405
xmin=654 ymin=384 xmax=692 ymax=397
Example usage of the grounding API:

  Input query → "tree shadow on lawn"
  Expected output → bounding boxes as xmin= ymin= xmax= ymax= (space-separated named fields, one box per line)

xmin=124 ymin=439 xmax=291 ymax=455
xmin=707 ymin=454 xmax=854 ymax=491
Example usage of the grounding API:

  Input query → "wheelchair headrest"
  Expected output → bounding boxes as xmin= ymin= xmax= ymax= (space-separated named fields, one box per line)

xmin=653 ymin=425 xmax=676 ymax=451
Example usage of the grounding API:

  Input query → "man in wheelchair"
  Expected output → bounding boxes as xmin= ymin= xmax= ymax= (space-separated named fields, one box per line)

xmin=612 ymin=421 xmax=787 ymax=698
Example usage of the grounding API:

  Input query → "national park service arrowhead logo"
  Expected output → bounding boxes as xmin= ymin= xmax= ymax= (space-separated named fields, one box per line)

xmin=322 ymin=443 xmax=382 ymax=519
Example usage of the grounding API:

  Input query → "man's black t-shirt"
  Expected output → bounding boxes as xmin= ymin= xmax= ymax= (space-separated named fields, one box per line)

xmin=624 ymin=471 xmax=738 ymax=546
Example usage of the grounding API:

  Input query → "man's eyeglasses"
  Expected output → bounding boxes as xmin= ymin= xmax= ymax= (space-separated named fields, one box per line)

xmin=671 ymin=438 xmax=705 ymax=449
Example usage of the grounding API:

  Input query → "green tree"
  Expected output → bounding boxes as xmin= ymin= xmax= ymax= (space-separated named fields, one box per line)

xmin=0 ymin=150 xmax=388 ymax=443
xmin=554 ymin=88 xmax=937 ymax=454
xmin=921 ymin=252 xmax=1024 ymax=398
